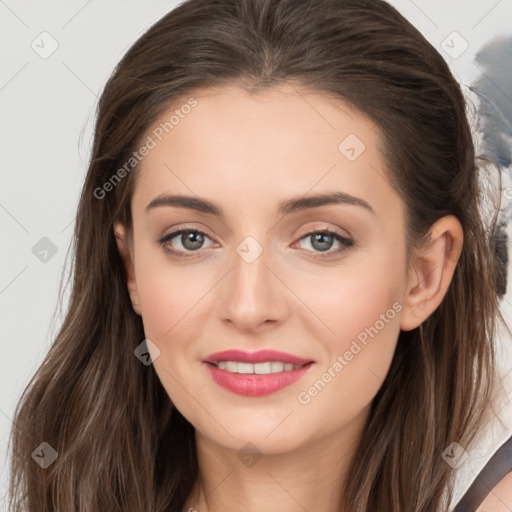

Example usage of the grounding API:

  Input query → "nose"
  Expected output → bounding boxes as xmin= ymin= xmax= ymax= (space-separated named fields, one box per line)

xmin=218 ymin=237 xmax=289 ymax=333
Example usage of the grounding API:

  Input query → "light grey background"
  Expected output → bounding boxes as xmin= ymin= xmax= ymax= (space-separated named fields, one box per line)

xmin=2 ymin=1 xmax=512 ymax=509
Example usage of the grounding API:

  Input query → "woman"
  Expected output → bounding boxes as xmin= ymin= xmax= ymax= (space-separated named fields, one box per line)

xmin=8 ymin=0 xmax=512 ymax=510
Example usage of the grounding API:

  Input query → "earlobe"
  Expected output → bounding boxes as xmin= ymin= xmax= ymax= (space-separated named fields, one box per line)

xmin=114 ymin=222 xmax=142 ymax=316
xmin=400 ymin=215 xmax=463 ymax=332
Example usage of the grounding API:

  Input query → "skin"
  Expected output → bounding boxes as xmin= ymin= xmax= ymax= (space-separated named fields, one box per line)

xmin=476 ymin=472 xmax=512 ymax=511
xmin=115 ymin=82 xmax=464 ymax=512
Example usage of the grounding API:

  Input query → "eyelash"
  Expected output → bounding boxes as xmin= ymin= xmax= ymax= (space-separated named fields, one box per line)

xmin=157 ymin=226 xmax=354 ymax=260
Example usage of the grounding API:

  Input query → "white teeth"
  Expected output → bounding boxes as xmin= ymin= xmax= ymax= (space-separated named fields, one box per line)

xmin=214 ymin=361 xmax=303 ymax=374
xmin=225 ymin=361 xmax=238 ymax=372
xmin=256 ymin=362 xmax=273 ymax=374
xmin=237 ymin=362 xmax=253 ymax=374
xmin=271 ymin=362 xmax=284 ymax=373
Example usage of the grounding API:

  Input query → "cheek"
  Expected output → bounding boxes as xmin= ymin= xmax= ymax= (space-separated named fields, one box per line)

xmin=134 ymin=261 xmax=211 ymax=407
xmin=301 ymin=275 xmax=402 ymax=389
xmin=134 ymin=246 xmax=213 ymax=340
xmin=137 ymin=278 xmax=180 ymax=340
xmin=289 ymin=250 xmax=404 ymax=348
xmin=333 ymin=272 xmax=402 ymax=353
xmin=292 ymin=252 xmax=405 ymax=427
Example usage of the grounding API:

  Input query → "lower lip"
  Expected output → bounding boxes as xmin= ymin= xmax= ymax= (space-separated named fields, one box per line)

xmin=203 ymin=362 xmax=315 ymax=397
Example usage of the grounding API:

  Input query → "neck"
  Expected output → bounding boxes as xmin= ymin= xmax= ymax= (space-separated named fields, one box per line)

xmin=183 ymin=405 xmax=370 ymax=512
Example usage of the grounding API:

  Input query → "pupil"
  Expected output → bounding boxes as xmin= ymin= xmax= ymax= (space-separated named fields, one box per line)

xmin=312 ymin=233 xmax=333 ymax=252
xmin=183 ymin=231 xmax=203 ymax=250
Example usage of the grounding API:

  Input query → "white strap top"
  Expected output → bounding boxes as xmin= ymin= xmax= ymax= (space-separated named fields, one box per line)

xmin=445 ymin=317 xmax=512 ymax=511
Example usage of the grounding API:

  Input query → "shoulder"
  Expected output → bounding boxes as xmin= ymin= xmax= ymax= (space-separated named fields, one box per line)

xmin=475 ymin=470 xmax=512 ymax=511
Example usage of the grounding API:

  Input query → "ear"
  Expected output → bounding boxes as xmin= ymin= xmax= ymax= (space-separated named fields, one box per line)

xmin=114 ymin=222 xmax=141 ymax=316
xmin=400 ymin=215 xmax=463 ymax=331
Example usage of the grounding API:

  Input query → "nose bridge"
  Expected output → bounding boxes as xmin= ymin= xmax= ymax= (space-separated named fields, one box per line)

xmin=220 ymin=232 xmax=285 ymax=330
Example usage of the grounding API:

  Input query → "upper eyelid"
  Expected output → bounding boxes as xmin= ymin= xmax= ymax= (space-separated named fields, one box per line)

xmin=296 ymin=225 xmax=351 ymax=239
xmin=160 ymin=226 xmax=215 ymax=243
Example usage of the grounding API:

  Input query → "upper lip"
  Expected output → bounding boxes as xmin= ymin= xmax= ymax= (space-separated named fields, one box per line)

xmin=203 ymin=349 xmax=314 ymax=366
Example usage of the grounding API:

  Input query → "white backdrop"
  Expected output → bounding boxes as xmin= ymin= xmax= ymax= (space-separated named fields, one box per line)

xmin=2 ymin=1 xmax=512 ymax=508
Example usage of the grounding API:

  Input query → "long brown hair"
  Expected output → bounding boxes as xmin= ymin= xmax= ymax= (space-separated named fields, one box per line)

xmin=8 ymin=0 xmax=507 ymax=510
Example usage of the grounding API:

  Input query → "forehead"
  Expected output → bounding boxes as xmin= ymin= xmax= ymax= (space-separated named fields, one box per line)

xmin=130 ymin=82 xmax=403 ymax=224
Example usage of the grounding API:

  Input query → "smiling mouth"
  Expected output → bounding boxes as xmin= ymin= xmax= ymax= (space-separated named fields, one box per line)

xmin=203 ymin=360 xmax=315 ymax=397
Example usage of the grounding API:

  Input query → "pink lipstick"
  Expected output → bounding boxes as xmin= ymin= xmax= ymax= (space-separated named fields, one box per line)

xmin=202 ymin=349 xmax=315 ymax=397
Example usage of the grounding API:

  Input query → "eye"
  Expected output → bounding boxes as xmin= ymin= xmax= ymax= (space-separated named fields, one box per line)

xmin=294 ymin=228 xmax=354 ymax=258
xmin=158 ymin=226 xmax=354 ymax=261
xmin=158 ymin=228 xmax=216 ymax=260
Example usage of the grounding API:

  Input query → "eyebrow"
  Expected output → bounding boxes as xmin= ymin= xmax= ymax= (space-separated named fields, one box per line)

xmin=145 ymin=191 xmax=375 ymax=216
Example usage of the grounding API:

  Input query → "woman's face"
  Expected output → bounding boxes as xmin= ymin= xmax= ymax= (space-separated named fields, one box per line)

xmin=117 ymin=83 xmax=412 ymax=454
